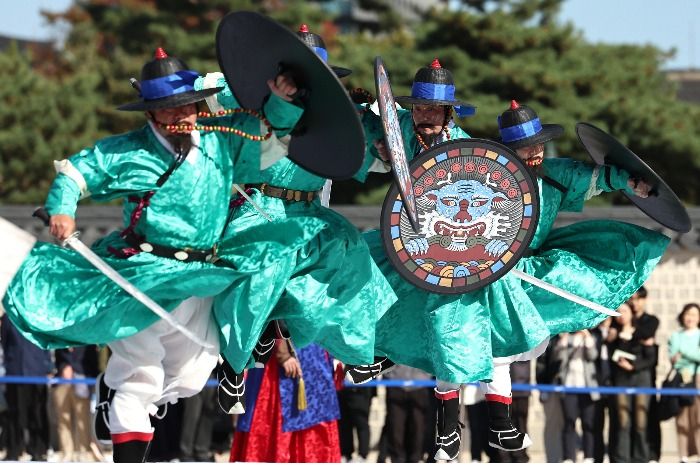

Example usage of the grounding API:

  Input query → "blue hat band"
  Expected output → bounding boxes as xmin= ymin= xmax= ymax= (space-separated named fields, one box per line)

xmin=454 ymin=106 xmax=475 ymax=117
xmin=410 ymin=82 xmax=475 ymax=116
xmin=498 ymin=117 xmax=542 ymax=143
xmin=412 ymin=82 xmax=456 ymax=101
xmin=140 ymin=70 xmax=200 ymax=100
xmin=313 ymin=46 xmax=328 ymax=63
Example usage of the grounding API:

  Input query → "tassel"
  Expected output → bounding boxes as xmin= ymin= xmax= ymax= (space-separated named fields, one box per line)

xmin=285 ymin=337 xmax=307 ymax=411
xmin=297 ymin=376 xmax=307 ymax=411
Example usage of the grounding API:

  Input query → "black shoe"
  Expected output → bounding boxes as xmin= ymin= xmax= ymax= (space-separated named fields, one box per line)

xmin=486 ymin=399 xmax=533 ymax=451
xmin=93 ymin=372 xmax=115 ymax=445
xmin=344 ymin=357 xmax=396 ymax=384
xmin=434 ymin=427 xmax=462 ymax=460
xmin=434 ymin=388 xmax=464 ymax=461
xmin=217 ymin=358 xmax=246 ymax=414
xmin=252 ymin=320 xmax=289 ymax=368
xmin=252 ymin=338 xmax=275 ymax=368
xmin=488 ymin=426 xmax=533 ymax=451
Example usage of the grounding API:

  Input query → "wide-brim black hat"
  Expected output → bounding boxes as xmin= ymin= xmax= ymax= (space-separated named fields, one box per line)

xmin=296 ymin=24 xmax=352 ymax=78
xmin=497 ymin=100 xmax=563 ymax=150
xmin=394 ymin=59 xmax=475 ymax=115
xmin=216 ymin=11 xmax=365 ymax=180
xmin=117 ymin=48 xmax=223 ymax=112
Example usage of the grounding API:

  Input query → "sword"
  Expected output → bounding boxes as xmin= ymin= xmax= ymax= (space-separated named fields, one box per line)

xmin=510 ymin=268 xmax=619 ymax=317
xmin=34 ymin=208 xmax=215 ymax=348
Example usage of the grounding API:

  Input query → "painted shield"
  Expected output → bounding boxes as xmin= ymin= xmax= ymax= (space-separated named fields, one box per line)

xmin=380 ymin=139 xmax=540 ymax=294
xmin=216 ymin=11 xmax=365 ymax=180
xmin=374 ymin=56 xmax=419 ymax=231
xmin=576 ymin=122 xmax=691 ymax=233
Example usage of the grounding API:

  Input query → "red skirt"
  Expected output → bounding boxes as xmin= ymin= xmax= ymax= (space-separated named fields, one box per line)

xmin=229 ymin=356 xmax=341 ymax=463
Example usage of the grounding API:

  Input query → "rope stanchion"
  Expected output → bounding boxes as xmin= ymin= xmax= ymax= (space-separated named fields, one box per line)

xmin=336 ymin=378 xmax=700 ymax=397
xmin=2 ymin=376 xmax=698 ymax=397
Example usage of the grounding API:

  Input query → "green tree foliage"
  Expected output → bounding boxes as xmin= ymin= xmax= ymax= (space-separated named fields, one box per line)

xmin=339 ymin=0 xmax=700 ymax=204
xmin=0 ymin=43 xmax=100 ymax=203
xmin=1 ymin=0 xmax=698 ymax=205
xmin=415 ymin=2 xmax=700 ymax=203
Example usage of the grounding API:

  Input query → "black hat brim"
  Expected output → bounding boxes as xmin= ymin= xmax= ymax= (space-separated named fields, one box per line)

xmin=331 ymin=65 xmax=352 ymax=78
xmin=216 ymin=11 xmax=366 ymax=180
xmin=394 ymin=95 xmax=475 ymax=110
xmin=576 ymin=122 xmax=691 ymax=232
xmin=498 ymin=124 xmax=564 ymax=150
xmin=116 ymin=87 xmax=223 ymax=112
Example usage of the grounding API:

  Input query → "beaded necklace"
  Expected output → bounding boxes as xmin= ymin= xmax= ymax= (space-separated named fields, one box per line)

xmin=414 ymin=125 xmax=451 ymax=151
xmin=156 ymin=108 xmax=272 ymax=141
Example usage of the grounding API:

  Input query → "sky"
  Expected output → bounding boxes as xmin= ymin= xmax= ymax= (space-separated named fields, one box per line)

xmin=1 ymin=0 xmax=698 ymax=70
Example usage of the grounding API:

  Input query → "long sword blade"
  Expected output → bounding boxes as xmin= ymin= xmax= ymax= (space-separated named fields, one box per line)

xmin=232 ymin=184 xmax=272 ymax=221
xmin=510 ymin=268 xmax=619 ymax=317
xmin=65 ymin=236 xmax=215 ymax=348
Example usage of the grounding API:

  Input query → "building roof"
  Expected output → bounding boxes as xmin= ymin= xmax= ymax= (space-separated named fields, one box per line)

xmin=0 ymin=35 xmax=54 ymax=53
xmin=665 ymin=70 xmax=700 ymax=104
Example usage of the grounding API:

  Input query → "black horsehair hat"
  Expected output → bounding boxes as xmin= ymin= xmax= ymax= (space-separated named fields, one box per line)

xmin=497 ymin=100 xmax=564 ymax=150
xmin=296 ymin=24 xmax=351 ymax=78
xmin=394 ymin=59 xmax=475 ymax=117
xmin=117 ymin=48 xmax=223 ymax=112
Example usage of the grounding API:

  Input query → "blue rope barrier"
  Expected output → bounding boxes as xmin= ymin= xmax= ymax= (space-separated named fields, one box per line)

xmin=1 ymin=376 xmax=697 ymax=396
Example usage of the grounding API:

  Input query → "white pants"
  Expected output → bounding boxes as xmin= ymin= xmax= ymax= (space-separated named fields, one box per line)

xmin=0 ymin=218 xmax=36 ymax=300
xmin=437 ymin=338 xmax=549 ymax=395
xmin=105 ymin=296 xmax=219 ymax=435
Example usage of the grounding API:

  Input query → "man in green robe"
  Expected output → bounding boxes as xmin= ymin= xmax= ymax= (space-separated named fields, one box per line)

xmin=1 ymin=48 xmax=309 ymax=463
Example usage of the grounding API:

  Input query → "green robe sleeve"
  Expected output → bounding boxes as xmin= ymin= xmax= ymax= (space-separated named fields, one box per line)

xmin=45 ymin=174 xmax=81 ymax=218
xmin=45 ymin=131 xmax=149 ymax=216
xmin=545 ymin=159 xmax=635 ymax=212
xmin=262 ymin=93 xmax=304 ymax=138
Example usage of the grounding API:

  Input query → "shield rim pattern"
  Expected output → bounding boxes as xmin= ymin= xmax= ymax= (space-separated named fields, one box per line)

xmin=380 ymin=138 xmax=541 ymax=294
xmin=374 ymin=56 xmax=420 ymax=231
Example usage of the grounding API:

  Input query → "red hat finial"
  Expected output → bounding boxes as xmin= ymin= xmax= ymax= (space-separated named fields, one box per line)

xmin=299 ymin=24 xmax=309 ymax=33
xmin=154 ymin=48 xmax=168 ymax=59
xmin=430 ymin=58 xmax=442 ymax=69
xmin=510 ymin=100 xmax=520 ymax=109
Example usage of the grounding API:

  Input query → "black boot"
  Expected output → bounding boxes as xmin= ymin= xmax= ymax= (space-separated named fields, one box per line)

xmin=434 ymin=388 xmax=464 ymax=461
xmin=344 ymin=356 xmax=396 ymax=384
xmin=93 ymin=372 xmax=115 ymax=445
xmin=486 ymin=397 xmax=532 ymax=451
xmin=112 ymin=439 xmax=151 ymax=463
xmin=217 ymin=358 xmax=246 ymax=414
xmin=253 ymin=320 xmax=290 ymax=368
xmin=252 ymin=338 xmax=276 ymax=368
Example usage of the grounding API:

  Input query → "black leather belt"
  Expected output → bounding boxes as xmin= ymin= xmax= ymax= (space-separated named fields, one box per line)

xmin=247 ymin=183 xmax=320 ymax=202
xmin=123 ymin=233 xmax=218 ymax=263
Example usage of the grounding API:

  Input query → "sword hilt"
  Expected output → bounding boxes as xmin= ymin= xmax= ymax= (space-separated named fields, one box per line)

xmin=32 ymin=207 xmax=50 ymax=226
xmin=32 ymin=206 xmax=80 ymax=247
xmin=130 ymin=78 xmax=142 ymax=93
